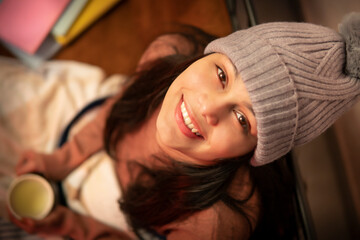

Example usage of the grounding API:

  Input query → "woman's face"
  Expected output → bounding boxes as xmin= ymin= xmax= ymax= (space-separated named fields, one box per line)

xmin=156 ymin=53 xmax=257 ymax=165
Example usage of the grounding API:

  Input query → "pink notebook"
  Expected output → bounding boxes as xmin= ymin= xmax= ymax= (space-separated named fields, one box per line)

xmin=0 ymin=0 xmax=71 ymax=54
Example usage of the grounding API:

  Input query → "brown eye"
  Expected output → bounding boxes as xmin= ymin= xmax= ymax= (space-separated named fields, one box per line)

xmin=235 ymin=111 xmax=249 ymax=132
xmin=217 ymin=66 xmax=227 ymax=88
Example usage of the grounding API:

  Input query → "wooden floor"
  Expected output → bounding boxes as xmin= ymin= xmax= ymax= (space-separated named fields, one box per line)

xmin=0 ymin=0 xmax=232 ymax=76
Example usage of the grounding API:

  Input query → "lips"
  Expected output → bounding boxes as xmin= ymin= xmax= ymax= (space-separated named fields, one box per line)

xmin=175 ymin=98 xmax=203 ymax=138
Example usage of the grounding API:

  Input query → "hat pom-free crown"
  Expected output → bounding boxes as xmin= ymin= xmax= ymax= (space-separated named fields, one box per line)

xmin=339 ymin=12 xmax=360 ymax=78
xmin=205 ymin=19 xmax=360 ymax=166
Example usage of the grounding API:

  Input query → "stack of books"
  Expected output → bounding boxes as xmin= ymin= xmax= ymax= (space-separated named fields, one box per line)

xmin=0 ymin=0 xmax=121 ymax=68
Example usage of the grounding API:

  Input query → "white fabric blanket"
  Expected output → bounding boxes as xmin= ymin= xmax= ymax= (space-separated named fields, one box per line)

xmin=0 ymin=56 xmax=127 ymax=238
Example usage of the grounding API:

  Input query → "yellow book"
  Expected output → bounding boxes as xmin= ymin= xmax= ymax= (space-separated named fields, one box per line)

xmin=55 ymin=0 xmax=121 ymax=45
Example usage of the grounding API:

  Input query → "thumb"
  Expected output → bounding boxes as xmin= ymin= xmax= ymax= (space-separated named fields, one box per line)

xmin=16 ymin=157 xmax=36 ymax=176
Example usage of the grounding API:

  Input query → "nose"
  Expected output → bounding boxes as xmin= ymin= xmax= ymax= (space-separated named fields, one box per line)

xmin=198 ymin=93 xmax=228 ymax=126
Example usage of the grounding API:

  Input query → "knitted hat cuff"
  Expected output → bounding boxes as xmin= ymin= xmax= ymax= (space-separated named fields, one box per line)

xmin=205 ymin=26 xmax=298 ymax=166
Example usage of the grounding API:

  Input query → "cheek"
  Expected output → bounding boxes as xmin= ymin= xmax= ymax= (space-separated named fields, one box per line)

xmin=156 ymin=107 xmax=172 ymax=142
xmin=209 ymin=130 xmax=255 ymax=158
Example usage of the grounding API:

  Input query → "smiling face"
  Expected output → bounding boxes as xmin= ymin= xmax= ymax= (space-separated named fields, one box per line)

xmin=156 ymin=53 xmax=258 ymax=165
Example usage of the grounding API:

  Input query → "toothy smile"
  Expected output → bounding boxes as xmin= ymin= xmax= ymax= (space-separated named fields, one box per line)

xmin=180 ymin=101 xmax=201 ymax=136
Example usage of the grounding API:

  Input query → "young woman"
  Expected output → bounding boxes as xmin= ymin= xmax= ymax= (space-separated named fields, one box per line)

xmin=10 ymin=13 xmax=360 ymax=240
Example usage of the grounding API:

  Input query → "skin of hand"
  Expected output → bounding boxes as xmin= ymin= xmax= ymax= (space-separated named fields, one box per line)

xmin=15 ymin=151 xmax=46 ymax=176
xmin=15 ymin=158 xmax=37 ymax=176
xmin=8 ymin=205 xmax=134 ymax=240
xmin=8 ymin=205 xmax=73 ymax=236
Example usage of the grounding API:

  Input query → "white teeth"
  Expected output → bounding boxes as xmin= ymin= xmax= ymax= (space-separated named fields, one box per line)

xmin=181 ymin=101 xmax=201 ymax=135
xmin=184 ymin=116 xmax=191 ymax=125
xmin=191 ymin=128 xmax=199 ymax=133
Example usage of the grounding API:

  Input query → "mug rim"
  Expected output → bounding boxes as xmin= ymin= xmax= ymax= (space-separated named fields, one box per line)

xmin=7 ymin=173 xmax=55 ymax=220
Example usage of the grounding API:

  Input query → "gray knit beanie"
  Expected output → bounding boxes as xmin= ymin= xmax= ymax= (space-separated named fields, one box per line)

xmin=205 ymin=13 xmax=360 ymax=166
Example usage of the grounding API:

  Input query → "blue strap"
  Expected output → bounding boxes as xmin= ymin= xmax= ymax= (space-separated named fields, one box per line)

xmin=58 ymin=96 xmax=110 ymax=147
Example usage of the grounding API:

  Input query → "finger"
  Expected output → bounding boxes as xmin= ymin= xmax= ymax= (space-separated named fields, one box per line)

xmin=15 ymin=158 xmax=36 ymax=175
xmin=21 ymin=218 xmax=36 ymax=227
xmin=23 ymin=205 xmax=67 ymax=228
xmin=9 ymin=215 xmax=36 ymax=233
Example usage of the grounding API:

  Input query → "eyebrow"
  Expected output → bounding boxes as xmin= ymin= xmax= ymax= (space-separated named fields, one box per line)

xmin=228 ymin=59 xmax=243 ymax=87
xmin=246 ymin=103 xmax=255 ymax=117
xmin=228 ymin=60 xmax=238 ymax=78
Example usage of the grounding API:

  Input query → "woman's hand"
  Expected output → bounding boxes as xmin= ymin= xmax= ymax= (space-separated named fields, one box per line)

xmin=9 ymin=205 xmax=135 ymax=240
xmin=8 ymin=205 xmax=73 ymax=236
xmin=15 ymin=151 xmax=41 ymax=176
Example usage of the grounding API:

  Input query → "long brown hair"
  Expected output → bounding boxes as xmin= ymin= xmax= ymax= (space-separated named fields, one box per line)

xmin=104 ymin=30 xmax=297 ymax=239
